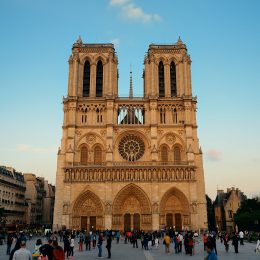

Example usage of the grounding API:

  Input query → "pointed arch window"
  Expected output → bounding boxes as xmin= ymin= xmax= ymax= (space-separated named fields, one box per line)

xmin=96 ymin=60 xmax=103 ymax=97
xmin=94 ymin=146 xmax=102 ymax=164
xmin=158 ymin=61 xmax=165 ymax=97
xmin=170 ymin=61 xmax=177 ymax=97
xmin=174 ymin=146 xmax=181 ymax=164
xmin=161 ymin=146 xmax=168 ymax=162
xmin=83 ymin=61 xmax=90 ymax=97
xmin=81 ymin=146 xmax=88 ymax=165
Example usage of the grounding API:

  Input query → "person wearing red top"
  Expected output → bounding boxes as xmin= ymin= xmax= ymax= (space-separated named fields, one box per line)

xmin=53 ymin=241 xmax=65 ymax=260
xmin=203 ymin=233 xmax=208 ymax=251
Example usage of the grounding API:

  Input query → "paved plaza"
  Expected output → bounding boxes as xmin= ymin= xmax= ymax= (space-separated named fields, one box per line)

xmin=0 ymin=236 xmax=259 ymax=260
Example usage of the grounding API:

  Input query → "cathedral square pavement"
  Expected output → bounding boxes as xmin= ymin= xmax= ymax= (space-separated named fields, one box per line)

xmin=0 ymin=236 xmax=259 ymax=260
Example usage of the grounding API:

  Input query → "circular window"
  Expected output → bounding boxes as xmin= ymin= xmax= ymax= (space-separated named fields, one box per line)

xmin=118 ymin=135 xmax=145 ymax=161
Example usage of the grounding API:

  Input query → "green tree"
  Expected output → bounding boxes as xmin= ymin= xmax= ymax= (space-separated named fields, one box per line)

xmin=206 ymin=195 xmax=216 ymax=231
xmin=235 ymin=198 xmax=260 ymax=231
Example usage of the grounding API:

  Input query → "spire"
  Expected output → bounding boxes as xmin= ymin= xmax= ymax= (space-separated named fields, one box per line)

xmin=177 ymin=36 xmax=183 ymax=45
xmin=76 ymin=35 xmax=83 ymax=45
xmin=129 ymin=65 xmax=133 ymax=98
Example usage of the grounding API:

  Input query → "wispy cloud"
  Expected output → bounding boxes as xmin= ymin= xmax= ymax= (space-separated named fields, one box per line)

xmin=16 ymin=144 xmax=56 ymax=153
xmin=109 ymin=0 xmax=161 ymax=23
xmin=111 ymin=38 xmax=120 ymax=47
xmin=110 ymin=0 xmax=130 ymax=6
xmin=206 ymin=149 xmax=222 ymax=161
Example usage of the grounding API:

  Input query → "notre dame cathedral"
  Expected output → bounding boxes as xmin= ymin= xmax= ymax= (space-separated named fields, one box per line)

xmin=53 ymin=37 xmax=207 ymax=232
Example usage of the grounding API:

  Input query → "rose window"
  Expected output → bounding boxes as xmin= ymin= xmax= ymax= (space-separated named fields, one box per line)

xmin=118 ymin=135 xmax=145 ymax=161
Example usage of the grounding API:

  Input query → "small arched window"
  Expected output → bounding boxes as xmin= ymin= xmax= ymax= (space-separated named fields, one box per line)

xmin=83 ymin=61 xmax=90 ymax=97
xmin=96 ymin=60 xmax=103 ymax=97
xmin=161 ymin=146 xmax=168 ymax=162
xmin=94 ymin=146 xmax=102 ymax=164
xmin=170 ymin=61 xmax=177 ymax=97
xmin=158 ymin=61 xmax=165 ymax=97
xmin=174 ymin=146 xmax=181 ymax=164
xmin=81 ymin=146 xmax=88 ymax=165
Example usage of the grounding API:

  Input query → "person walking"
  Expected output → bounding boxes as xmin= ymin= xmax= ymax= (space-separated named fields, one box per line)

xmin=7 ymin=233 xmax=13 ymax=255
xmin=106 ymin=234 xmax=112 ymax=259
xmin=97 ymin=233 xmax=103 ymax=258
xmin=13 ymin=240 xmax=32 ymax=260
xmin=232 ymin=233 xmax=239 ymax=253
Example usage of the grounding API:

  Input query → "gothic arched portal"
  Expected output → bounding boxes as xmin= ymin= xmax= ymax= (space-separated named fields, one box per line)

xmin=160 ymin=187 xmax=190 ymax=230
xmin=72 ymin=190 xmax=104 ymax=231
xmin=112 ymin=184 xmax=152 ymax=231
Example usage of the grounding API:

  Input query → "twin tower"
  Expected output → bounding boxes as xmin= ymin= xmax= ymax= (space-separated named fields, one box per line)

xmin=53 ymin=37 xmax=207 ymax=232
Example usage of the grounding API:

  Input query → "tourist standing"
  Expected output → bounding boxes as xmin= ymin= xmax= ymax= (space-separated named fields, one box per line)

xmin=106 ymin=234 xmax=112 ymax=259
xmin=40 ymin=239 xmax=54 ymax=260
xmin=32 ymin=239 xmax=42 ymax=260
xmin=53 ymin=240 xmax=65 ymax=260
xmin=13 ymin=240 xmax=32 ymax=260
xmin=97 ymin=233 xmax=103 ymax=258
xmin=69 ymin=235 xmax=75 ymax=258
xmin=63 ymin=235 xmax=70 ymax=258
xmin=239 ymin=230 xmax=244 ymax=245
xmin=116 ymin=231 xmax=120 ymax=244
xmin=78 ymin=233 xmax=84 ymax=251
xmin=255 ymin=234 xmax=260 ymax=253
xmin=205 ymin=241 xmax=218 ymax=260
xmin=163 ymin=233 xmax=171 ymax=253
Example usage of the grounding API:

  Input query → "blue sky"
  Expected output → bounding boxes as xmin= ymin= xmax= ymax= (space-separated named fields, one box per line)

xmin=0 ymin=0 xmax=259 ymax=199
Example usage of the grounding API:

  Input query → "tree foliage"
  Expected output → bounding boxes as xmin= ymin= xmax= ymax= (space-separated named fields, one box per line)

xmin=206 ymin=195 xmax=216 ymax=231
xmin=235 ymin=198 xmax=260 ymax=231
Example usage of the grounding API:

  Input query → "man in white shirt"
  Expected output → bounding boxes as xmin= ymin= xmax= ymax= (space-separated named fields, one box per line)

xmin=239 ymin=231 xmax=244 ymax=245
xmin=13 ymin=240 xmax=32 ymax=260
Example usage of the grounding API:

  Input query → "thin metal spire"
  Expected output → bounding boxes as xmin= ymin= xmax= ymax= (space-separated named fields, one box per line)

xmin=129 ymin=64 xmax=133 ymax=98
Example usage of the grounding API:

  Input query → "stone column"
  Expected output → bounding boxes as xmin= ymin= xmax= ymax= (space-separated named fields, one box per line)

xmin=67 ymin=56 xmax=74 ymax=96
xmin=72 ymin=56 xmax=79 ymax=97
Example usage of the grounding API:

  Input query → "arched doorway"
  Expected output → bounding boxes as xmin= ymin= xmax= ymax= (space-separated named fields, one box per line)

xmin=112 ymin=184 xmax=152 ymax=231
xmin=160 ymin=187 xmax=190 ymax=231
xmin=72 ymin=190 xmax=104 ymax=231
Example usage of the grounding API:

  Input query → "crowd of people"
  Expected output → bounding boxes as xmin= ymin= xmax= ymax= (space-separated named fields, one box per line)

xmin=3 ymin=228 xmax=260 ymax=260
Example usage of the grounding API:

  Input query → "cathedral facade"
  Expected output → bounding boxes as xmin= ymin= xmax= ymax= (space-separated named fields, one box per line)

xmin=53 ymin=37 xmax=207 ymax=232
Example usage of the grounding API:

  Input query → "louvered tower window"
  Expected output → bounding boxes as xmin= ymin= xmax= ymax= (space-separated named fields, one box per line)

xmin=170 ymin=61 xmax=177 ymax=97
xmin=158 ymin=61 xmax=165 ymax=97
xmin=96 ymin=60 xmax=103 ymax=97
xmin=83 ymin=61 xmax=90 ymax=97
